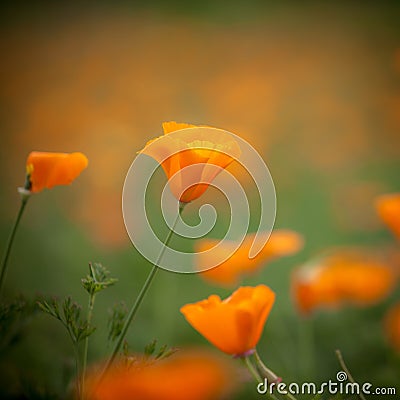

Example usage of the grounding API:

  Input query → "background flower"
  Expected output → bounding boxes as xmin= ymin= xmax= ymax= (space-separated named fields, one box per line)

xmin=376 ymin=193 xmax=400 ymax=239
xmin=291 ymin=249 xmax=397 ymax=315
xmin=384 ymin=302 xmax=400 ymax=353
xmin=197 ymin=230 xmax=303 ymax=285
xmin=87 ymin=349 xmax=236 ymax=400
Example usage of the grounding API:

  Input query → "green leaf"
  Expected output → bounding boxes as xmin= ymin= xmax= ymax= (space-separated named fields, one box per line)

xmin=144 ymin=340 xmax=178 ymax=361
xmin=82 ymin=262 xmax=117 ymax=296
xmin=144 ymin=339 xmax=157 ymax=356
xmin=108 ymin=302 xmax=127 ymax=343
xmin=38 ymin=296 xmax=96 ymax=344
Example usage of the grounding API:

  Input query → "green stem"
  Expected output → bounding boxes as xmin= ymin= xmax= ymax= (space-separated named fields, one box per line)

xmin=335 ymin=349 xmax=366 ymax=400
xmin=100 ymin=203 xmax=186 ymax=378
xmin=254 ymin=350 xmax=280 ymax=382
xmin=0 ymin=193 xmax=30 ymax=297
xmin=242 ymin=356 xmax=277 ymax=400
xmin=73 ymin=343 xmax=82 ymax=399
xmin=81 ymin=292 xmax=96 ymax=399
xmin=254 ymin=350 xmax=298 ymax=400
xmin=243 ymin=356 xmax=262 ymax=383
xmin=63 ymin=320 xmax=81 ymax=399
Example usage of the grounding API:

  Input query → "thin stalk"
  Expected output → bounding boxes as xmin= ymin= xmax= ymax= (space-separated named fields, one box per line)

xmin=81 ymin=292 xmax=96 ymax=398
xmin=243 ymin=355 xmax=262 ymax=383
xmin=100 ymin=203 xmax=186 ymax=378
xmin=254 ymin=350 xmax=280 ymax=382
xmin=242 ymin=356 xmax=277 ymax=400
xmin=73 ymin=343 xmax=82 ymax=399
xmin=335 ymin=349 xmax=366 ymax=400
xmin=254 ymin=350 xmax=298 ymax=400
xmin=63 ymin=320 xmax=81 ymax=399
xmin=0 ymin=193 xmax=30 ymax=296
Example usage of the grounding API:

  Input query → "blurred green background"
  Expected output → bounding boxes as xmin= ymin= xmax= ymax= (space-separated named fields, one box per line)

xmin=0 ymin=1 xmax=400 ymax=399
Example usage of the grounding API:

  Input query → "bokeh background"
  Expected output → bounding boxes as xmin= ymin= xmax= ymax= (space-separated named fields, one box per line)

xmin=0 ymin=1 xmax=399 ymax=399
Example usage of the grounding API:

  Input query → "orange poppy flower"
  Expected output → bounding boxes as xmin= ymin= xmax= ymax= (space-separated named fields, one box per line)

xmin=140 ymin=121 xmax=241 ymax=203
xmin=86 ymin=350 xmax=236 ymax=400
xmin=292 ymin=250 xmax=397 ymax=315
xmin=197 ymin=230 xmax=303 ymax=286
xmin=375 ymin=193 xmax=400 ymax=239
xmin=384 ymin=302 xmax=400 ymax=352
xmin=180 ymin=285 xmax=275 ymax=356
xmin=26 ymin=151 xmax=88 ymax=193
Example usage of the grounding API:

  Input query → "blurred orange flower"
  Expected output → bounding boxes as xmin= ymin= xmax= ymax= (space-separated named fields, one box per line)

xmin=180 ymin=285 xmax=275 ymax=356
xmin=26 ymin=151 xmax=88 ymax=193
xmin=292 ymin=250 xmax=397 ymax=315
xmin=384 ymin=302 xmax=400 ymax=352
xmin=140 ymin=121 xmax=241 ymax=203
xmin=197 ymin=230 xmax=303 ymax=286
xmin=86 ymin=350 xmax=235 ymax=400
xmin=375 ymin=193 xmax=400 ymax=239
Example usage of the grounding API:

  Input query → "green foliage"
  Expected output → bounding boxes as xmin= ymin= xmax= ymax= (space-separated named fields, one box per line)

xmin=143 ymin=339 xmax=178 ymax=361
xmin=81 ymin=262 xmax=117 ymax=296
xmin=0 ymin=295 xmax=43 ymax=351
xmin=36 ymin=261 xmax=119 ymax=400
xmin=108 ymin=301 xmax=127 ymax=343
xmin=122 ymin=339 xmax=130 ymax=358
xmin=144 ymin=338 xmax=157 ymax=356
xmin=38 ymin=297 xmax=95 ymax=344
xmin=38 ymin=263 xmax=118 ymax=346
xmin=121 ymin=339 xmax=179 ymax=370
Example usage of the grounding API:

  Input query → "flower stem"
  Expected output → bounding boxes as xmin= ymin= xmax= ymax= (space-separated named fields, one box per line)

xmin=73 ymin=343 xmax=82 ymax=398
xmin=254 ymin=350 xmax=298 ymax=400
xmin=63 ymin=320 xmax=81 ymax=398
xmin=242 ymin=356 xmax=278 ymax=400
xmin=81 ymin=292 xmax=96 ymax=399
xmin=254 ymin=350 xmax=280 ymax=382
xmin=243 ymin=356 xmax=262 ymax=383
xmin=100 ymin=203 xmax=186 ymax=378
xmin=335 ymin=349 xmax=366 ymax=400
xmin=0 ymin=193 xmax=30 ymax=297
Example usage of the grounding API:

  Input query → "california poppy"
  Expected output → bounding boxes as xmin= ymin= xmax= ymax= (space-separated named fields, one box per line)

xmin=180 ymin=285 xmax=275 ymax=356
xmin=86 ymin=350 xmax=235 ymax=400
xmin=375 ymin=193 xmax=400 ymax=239
xmin=26 ymin=151 xmax=88 ymax=193
xmin=140 ymin=121 xmax=241 ymax=203
xmin=292 ymin=250 xmax=397 ymax=315
xmin=0 ymin=150 xmax=89 ymax=295
xmin=197 ymin=230 xmax=303 ymax=286
xmin=384 ymin=302 xmax=400 ymax=352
